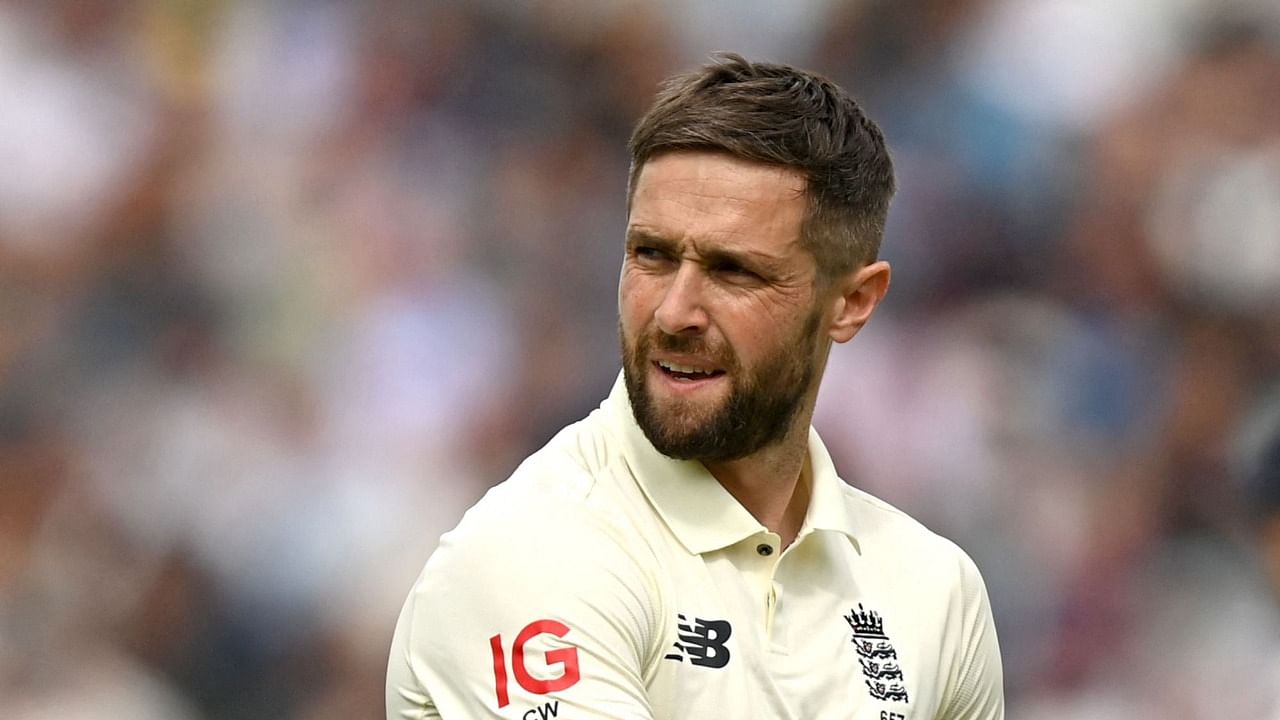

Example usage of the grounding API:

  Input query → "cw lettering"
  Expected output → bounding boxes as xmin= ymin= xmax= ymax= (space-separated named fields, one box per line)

xmin=522 ymin=701 xmax=560 ymax=720
xmin=490 ymin=620 xmax=581 ymax=709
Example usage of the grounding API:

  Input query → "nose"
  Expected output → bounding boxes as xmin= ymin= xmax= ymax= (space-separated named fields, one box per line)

xmin=654 ymin=263 xmax=708 ymax=335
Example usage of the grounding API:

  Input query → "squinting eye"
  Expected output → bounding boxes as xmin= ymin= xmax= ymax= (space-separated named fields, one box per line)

xmin=714 ymin=263 xmax=760 ymax=281
xmin=633 ymin=246 xmax=671 ymax=264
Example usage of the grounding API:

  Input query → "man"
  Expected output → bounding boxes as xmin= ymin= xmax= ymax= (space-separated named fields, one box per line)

xmin=387 ymin=54 xmax=1004 ymax=719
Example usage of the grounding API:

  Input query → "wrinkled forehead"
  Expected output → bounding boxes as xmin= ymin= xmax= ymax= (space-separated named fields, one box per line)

xmin=628 ymin=152 xmax=808 ymax=249
xmin=631 ymin=150 xmax=808 ymax=204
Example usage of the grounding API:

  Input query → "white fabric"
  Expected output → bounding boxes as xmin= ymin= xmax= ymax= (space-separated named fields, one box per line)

xmin=387 ymin=375 xmax=1004 ymax=719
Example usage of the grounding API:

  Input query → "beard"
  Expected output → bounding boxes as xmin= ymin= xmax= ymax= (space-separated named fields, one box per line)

xmin=620 ymin=309 xmax=823 ymax=462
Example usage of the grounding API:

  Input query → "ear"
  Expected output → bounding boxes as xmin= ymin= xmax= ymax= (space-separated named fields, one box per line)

xmin=826 ymin=260 xmax=890 ymax=344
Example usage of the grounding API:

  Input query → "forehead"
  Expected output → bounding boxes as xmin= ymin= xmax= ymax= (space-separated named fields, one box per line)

xmin=628 ymin=152 xmax=808 ymax=255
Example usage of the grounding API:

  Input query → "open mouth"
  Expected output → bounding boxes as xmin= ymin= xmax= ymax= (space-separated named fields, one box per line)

xmin=654 ymin=359 xmax=726 ymax=382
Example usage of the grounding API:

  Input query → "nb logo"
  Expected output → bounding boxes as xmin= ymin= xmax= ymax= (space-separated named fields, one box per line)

xmin=663 ymin=614 xmax=732 ymax=668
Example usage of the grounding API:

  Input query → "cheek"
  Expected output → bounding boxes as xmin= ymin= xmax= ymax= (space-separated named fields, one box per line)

xmin=618 ymin=284 xmax=642 ymax=329
xmin=618 ymin=271 xmax=658 ymax=325
xmin=730 ymin=297 xmax=792 ymax=340
xmin=725 ymin=302 xmax=815 ymax=362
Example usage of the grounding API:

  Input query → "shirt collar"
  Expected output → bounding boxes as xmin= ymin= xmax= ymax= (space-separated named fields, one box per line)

xmin=802 ymin=423 xmax=863 ymax=553
xmin=603 ymin=374 xmax=860 ymax=555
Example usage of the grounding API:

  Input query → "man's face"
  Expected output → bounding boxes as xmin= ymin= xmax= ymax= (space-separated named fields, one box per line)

xmin=619 ymin=151 xmax=829 ymax=461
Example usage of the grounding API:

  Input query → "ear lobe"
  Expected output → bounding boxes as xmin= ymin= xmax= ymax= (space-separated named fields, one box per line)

xmin=828 ymin=261 xmax=890 ymax=344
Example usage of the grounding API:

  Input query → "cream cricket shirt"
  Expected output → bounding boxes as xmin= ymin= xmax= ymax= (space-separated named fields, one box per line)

xmin=387 ymin=377 xmax=1004 ymax=719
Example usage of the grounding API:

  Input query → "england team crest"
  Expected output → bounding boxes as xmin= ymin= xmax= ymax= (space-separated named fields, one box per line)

xmin=844 ymin=604 xmax=909 ymax=704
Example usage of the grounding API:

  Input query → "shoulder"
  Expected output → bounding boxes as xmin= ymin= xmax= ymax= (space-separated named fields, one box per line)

xmin=389 ymin=402 xmax=680 ymax=717
xmin=838 ymin=483 xmax=987 ymax=591
xmin=413 ymin=406 xmax=668 ymax=622
xmin=474 ymin=406 xmax=619 ymax=508
xmin=838 ymin=483 xmax=953 ymax=553
xmin=445 ymin=407 xmax=640 ymax=549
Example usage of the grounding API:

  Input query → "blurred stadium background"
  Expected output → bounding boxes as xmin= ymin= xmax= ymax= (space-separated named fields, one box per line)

xmin=3 ymin=0 xmax=1280 ymax=717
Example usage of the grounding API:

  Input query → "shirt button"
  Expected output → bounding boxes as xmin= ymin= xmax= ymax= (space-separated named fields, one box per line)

xmin=756 ymin=543 xmax=774 ymax=556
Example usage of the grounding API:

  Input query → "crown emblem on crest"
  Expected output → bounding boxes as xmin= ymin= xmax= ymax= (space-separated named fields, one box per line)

xmin=843 ymin=603 xmax=886 ymax=638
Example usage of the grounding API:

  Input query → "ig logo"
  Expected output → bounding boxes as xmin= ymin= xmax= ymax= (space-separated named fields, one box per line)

xmin=489 ymin=619 xmax=581 ymax=708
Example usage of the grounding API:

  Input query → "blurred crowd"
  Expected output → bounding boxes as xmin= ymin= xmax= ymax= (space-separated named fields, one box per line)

xmin=1 ymin=0 xmax=1279 ymax=717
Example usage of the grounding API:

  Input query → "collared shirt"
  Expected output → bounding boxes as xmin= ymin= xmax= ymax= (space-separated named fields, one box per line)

xmin=387 ymin=376 xmax=1004 ymax=719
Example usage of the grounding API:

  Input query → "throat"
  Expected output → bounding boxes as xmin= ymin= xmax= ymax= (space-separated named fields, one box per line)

xmin=704 ymin=444 xmax=813 ymax=548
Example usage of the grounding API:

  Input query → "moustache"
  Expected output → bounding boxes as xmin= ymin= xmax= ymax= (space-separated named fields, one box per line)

xmin=638 ymin=331 xmax=734 ymax=368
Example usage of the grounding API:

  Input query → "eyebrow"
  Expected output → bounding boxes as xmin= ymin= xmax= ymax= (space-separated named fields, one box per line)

xmin=625 ymin=228 xmax=787 ymax=274
xmin=625 ymin=228 xmax=676 ymax=253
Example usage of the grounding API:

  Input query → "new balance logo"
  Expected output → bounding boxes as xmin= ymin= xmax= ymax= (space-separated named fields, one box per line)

xmin=663 ymin=614 xmax=732 ymax=668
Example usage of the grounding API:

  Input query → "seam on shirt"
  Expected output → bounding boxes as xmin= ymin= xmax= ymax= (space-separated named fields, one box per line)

xmin=941 ymin=557 xmax=991 ymax=719
xmin=400 ymin=587 xmax=436 ymax=720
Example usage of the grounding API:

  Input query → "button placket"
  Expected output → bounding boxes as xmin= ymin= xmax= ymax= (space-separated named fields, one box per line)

xmin=754 ymin=535 xmax=781 ymax=636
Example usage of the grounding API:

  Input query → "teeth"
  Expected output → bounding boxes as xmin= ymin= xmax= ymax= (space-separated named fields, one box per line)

xmin=658 ymin=360 xmax=715 ymax=375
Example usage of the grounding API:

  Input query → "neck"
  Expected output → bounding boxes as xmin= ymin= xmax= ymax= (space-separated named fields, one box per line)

xmin=703 ymin=406 xmax=815 ymax=548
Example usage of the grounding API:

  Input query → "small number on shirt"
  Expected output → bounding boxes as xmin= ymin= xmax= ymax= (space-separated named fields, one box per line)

xmin=880 ymin=712 xmax=905 ymax=720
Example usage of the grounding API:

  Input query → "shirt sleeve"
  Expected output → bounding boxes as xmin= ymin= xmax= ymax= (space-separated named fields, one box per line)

xmin=386 ymin=483 xmax=664 ymax=720
xmin=938 ymin=551 xmax=1005 ymax=720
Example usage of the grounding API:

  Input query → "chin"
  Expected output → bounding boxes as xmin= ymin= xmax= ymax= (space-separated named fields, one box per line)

xmin=648 ymin=388 xmax=725 ymax=423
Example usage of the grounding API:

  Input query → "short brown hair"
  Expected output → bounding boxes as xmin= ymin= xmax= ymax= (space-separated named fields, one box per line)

xmin=628 ymin=54 xmax=895 ymax=279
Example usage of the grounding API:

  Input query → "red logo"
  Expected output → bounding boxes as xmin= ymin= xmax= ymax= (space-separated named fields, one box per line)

xmin=490 ymin=619 xmax=581 ymax=708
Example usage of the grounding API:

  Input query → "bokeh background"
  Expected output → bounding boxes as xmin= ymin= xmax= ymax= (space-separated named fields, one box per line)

xmin=3 ymin=0 xmax=1280 ymax=717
